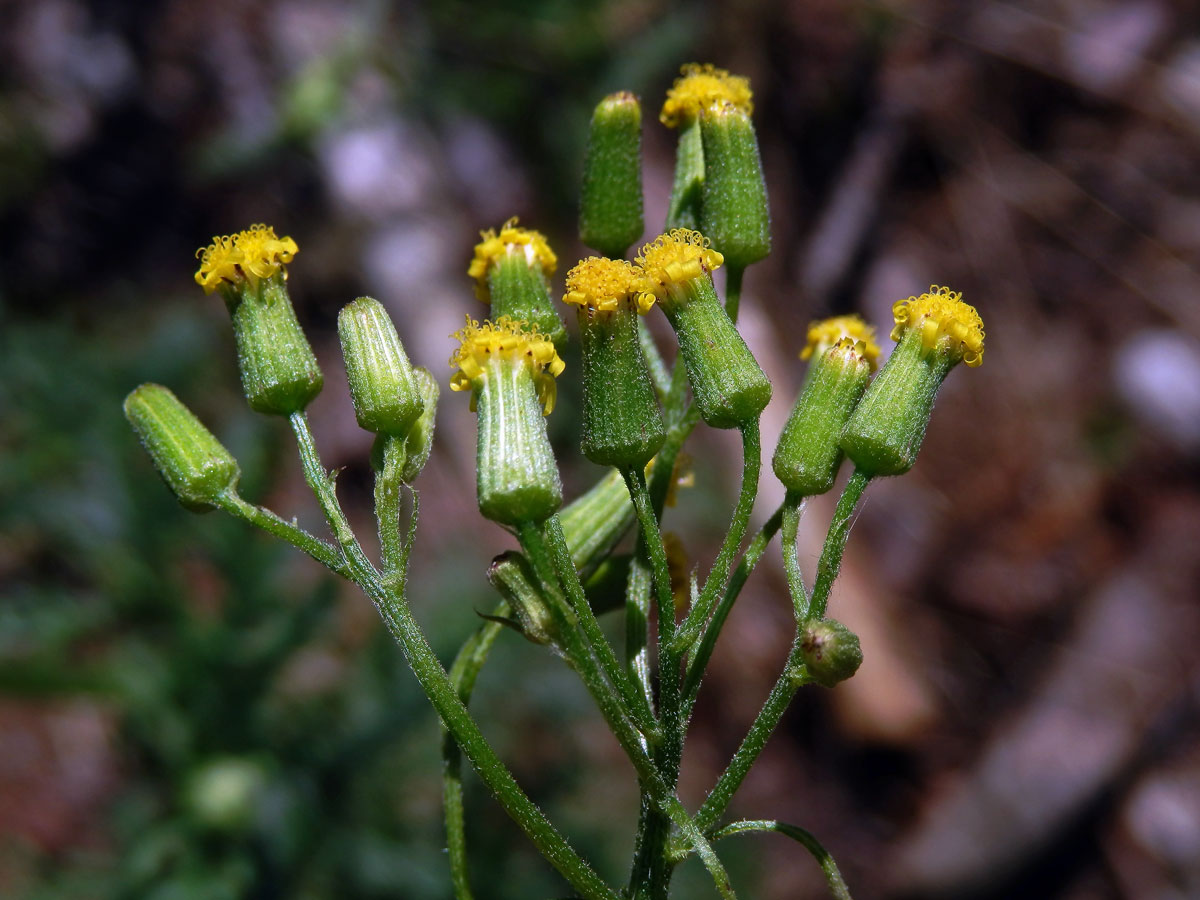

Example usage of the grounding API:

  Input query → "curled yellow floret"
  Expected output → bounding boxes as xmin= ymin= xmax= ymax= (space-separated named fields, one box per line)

xmin=467 ymin=217 xmax=558 ymax=303
xmin=449 ymin=316 xmax=565 ymax=414
xmin=194 ymin=224 xmax=298 ymax=294
xmin=891 ymin=285 xmax=985 ymax=368
xmin=563 ymin=257 xmax=654 ymax=315
xmin=801 ymin=315 xmax=881 ymax=371
xmin=660 ymin=63 xmax=753 ymax=129
xmin=634 ymin=229 xmax=723 ymax=307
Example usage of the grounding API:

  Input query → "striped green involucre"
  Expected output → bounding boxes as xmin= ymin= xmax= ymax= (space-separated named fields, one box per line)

xmin=474 ymin=357 xmax=562 ymax=525
xmin=580 ymin=92 xmax=645 ymax=258
xmin=338 ymin=297 xmax=423 ymax=436
xmin=773 ymin=343 xmax=871 ymax=495
xmin=699 ymin=103 xmax=770 ymax=269
xmin=577 ymin=304 xmax=665 ymax=467
xmin=124 ymin=383 xmax=240 ymax=511
xmin=488 ymin=253 xmax=567 ymax=348
xmin=661 ymin=276 xmax=771 ymax=429
xmin=227 ymin=277 xmax=323 ymax=416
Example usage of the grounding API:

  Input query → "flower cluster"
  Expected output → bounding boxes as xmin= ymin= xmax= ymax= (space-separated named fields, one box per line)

xmin=468 ymin=217 xmax=558 ymax=302
xmin=891 ymin=285 xmax=985 ymax=368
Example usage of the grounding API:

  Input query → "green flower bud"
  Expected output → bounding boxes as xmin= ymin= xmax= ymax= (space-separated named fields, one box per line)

xmin=488 ymin=551 xmax=560 ymax=646
xmin=401 ymin=367 xmax=439 ymax=483
xmin=194 ymin=226 xmax=322 ymax=416
xmin=124 ymin=383 xmax=240 ymax=512
xmin=699 ymin=101 xmax=770 ymax=269
xmin=636 ymin=229 xmax=771 ymax=429
xmin=841 ymin=286 xmax=985 ymax=476
xmin=580 ymin=92 xmax=645 ymax=258
xmin=450 ymin=317 xmax=564 ymax=525
xmin=468 ymin=218 xmax=566 ymax=347
xmin=558 ymin=468 xmax=635 ymax=574
xmin=563 ymin=257 xmax=665 ymax=466
xmin=773 ymin=335 xmax=875 ymax=496
xmin=800 ymin=618 xmax=863 ymax=688
xmin=338 ymin=297 xmax=423 ymax=436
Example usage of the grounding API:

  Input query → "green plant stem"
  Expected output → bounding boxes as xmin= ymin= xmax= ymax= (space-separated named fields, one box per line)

xmin=640 ymin=324 xmax=671 ymax=400
xmin=683 ymin=502 xmax=784 ymax=706
xmin=692 ymin=471 xmax=873 ymax=834
xmin=443 ymin=605 xmax=509 ymax=900
xmin=289 ymin=414 xmax=620 ymax=900
xmin=780 ymin=491 xmax=809 ymax=623
xmin=216 ymin=492 xmax=351 ymax=578
xmin=666 ymin=119 xmax=704 ymax=230
xmin=621 ymin=466 xmax=686 ymax=900
xmin=723 ymin=266 xmax=744 ymax=323
xmin=673 ymin=420 xmax=761 ymax=654
xmin=374 ymin=434 xmax=406 ymax=584
xmin=808 ymin=469 xmax=871 ymax=619
xmin=519 ymin=521 xmax=738 ymax=900
xmin=542 ymin=516 xmax=660 ymax=741
xmin=678 ymin=820 xmax=853 ymax=900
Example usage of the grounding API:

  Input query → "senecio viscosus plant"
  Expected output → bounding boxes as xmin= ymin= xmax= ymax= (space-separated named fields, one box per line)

xmin=126 ymin=63 xmax=985 ymax=900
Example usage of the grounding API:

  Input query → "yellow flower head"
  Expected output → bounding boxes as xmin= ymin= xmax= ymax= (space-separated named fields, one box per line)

xmin=801 ymin=315 xmax=881 ymax=371
xmin=891 ymin=285 xmax=985 ymax=368
xmin=194 ymin=224 xmax=298 ymax=294
xmin=468 ymin=217 xmax=558 ymax=303
xmin=449 ymin=316 xmax=566 ymax=414
xmin=634 ymin=229 xmax=723 ymax=308
xmin=660 ymin=63 xmax=753 ymax=129
xmin=563 ymin=257 xmax=654 ymax=315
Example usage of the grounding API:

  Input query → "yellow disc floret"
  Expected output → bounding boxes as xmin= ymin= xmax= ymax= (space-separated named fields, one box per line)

xmin=449 ymin=316 xmax=566 ymax=414
xmin=634 ymin=229 xmax=723 ymax=308
xmin=563 ymin=257 xmax=654 ymax=315
xmin=660 ymin=63 xmax=753 ymax=129
xmin=801 ymin=315 xmax=881 ymax=371
xmin=891 ymin=285 xmax=985 ymax=368
xmin=467 ymin=217 xmax=558 ymax=303
xmin=194 ymin=224 xmax=298 ymax=294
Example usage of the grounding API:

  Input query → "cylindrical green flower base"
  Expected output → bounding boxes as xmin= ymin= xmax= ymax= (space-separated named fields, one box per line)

xmin=227 ymin=278 xmax=323 ymax=416
xmin=475 ymin=357 xmax=563 ymax=525
xmin=699 ymin=105 xmax=770 ymax=269
xmin=580 ymin=92 xmax=644 ymax=258
xmin=488 ymin=253 xmax=566 ymax=347
xmin=773 ymin=347 xmax=870 ymax=495
xmin=578 ymin=305 xmax=665 ymax=467
xmin=840 ymin=331 xmax=952 ymax=477
xmin=338 ymin=297 xmax=423 ymax=436
xmin=124 ymin=383 xmax=240 ymax=511
xmin=661 ymin=278 xmax=771 ymax=429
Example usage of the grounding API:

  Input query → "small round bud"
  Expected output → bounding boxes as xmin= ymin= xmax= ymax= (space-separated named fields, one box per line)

xmin=800 ymin=618 xmax=863 ymax=688
xmin=580 ymin=92 xmax=645 ymax=258
xmin=338 ymin=297 xmax=423 ymax=437
xmin=124 ymin=383 xmax=240 ymax=512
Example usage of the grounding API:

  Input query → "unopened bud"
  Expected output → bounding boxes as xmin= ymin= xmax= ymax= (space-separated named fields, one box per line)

xmin=339 ymin=297 xmax=423 ymax=436
xmin=580 ymin=92 xmax=645 ymax=258
xmin=699 ymin=101 xmax=770 ymax=269
xmin=800 ymin=618 xmax=863 ymax=688
xmin=124 ymin=383 xmax=240 ymax=512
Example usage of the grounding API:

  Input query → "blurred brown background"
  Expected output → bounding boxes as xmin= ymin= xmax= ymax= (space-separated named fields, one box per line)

xmin=2 ymin=0 xmax=1200 ymax=898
